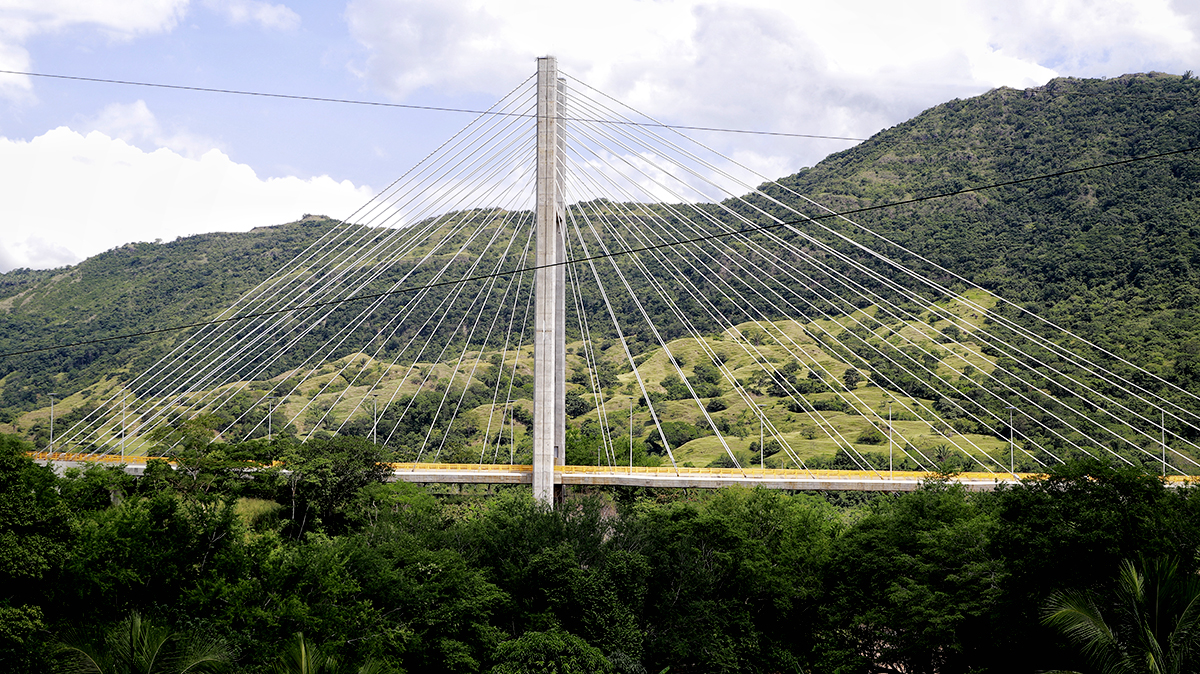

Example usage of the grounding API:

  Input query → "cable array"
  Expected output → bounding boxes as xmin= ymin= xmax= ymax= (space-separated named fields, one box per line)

xmin=45 ymin=69 xmax=1200 ymax=477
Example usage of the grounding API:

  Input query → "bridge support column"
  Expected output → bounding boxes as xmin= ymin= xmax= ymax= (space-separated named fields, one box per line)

xmin=533 ymin=56 xmax=566 ymax=506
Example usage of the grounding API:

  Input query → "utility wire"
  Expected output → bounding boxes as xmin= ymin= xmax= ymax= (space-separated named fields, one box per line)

xmin=3 ymin=142 xmax=1196 ymax=361
xmin=0 ymin=69 xmax=865 ymax=141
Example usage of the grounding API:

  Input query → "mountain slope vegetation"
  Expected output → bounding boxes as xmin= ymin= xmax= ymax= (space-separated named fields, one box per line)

xmin=763 ymin=72 xmax=1200 ymax=380
xmin=0 ymin=217 xmax=336 ymax=415
xmin=2 ymin=73 xmax=1199 ymax=469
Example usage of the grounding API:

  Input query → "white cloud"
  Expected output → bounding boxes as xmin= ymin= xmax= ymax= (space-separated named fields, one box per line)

xmin=201 ymin=0 xmax=300 ymax=30
xmin=0 ymin=39 xmax=33 ymax=101
xmin=345 ymin=0 xmax=1200 ymax=175
xmin=0 ymin=0 xmax=190 ymax=99
xmin=0 ymin=0 xmax=302 ymax=101
xmin=344 ymin=0 xmax=700 ymax=100
xmin=0 ymin=127 xmax=377 ymax=271
xmin=975 ymin=0 xmax=1198 ymax=76
xmin=75 ymin=99 xmax=222 ymax=159
xmin=0 ymin=0 xmax=190 ymax=39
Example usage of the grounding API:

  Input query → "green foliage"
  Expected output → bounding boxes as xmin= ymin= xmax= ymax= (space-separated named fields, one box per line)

xmin=565 ymin=421 xmax=612 ymax=466
xmin=0 ymin=604 xmax=49 ymax=674
xmin=806 ymin=397 xmax=855 ymax=414
xmin=687 ymin=361 xmax=724 ymax=399
xmin=5 ymin=430 xmax=1200 ymax=674
xmin=563 ymin=390 xmax=593 ymax=418
xmin=490 ymin=629 xmax=612 ymax=674
xmin=1044 ymin=557 xmax=1200 ymax=674
xmin=644 ymin=421 xmax=708 ymax=455
xmin=820 ymin=480 xmax=1002 ymax=673
xmin=984 ymin=459 xmax=1200 ymax=670
xmin=61 ymin=491 xmax=242 ymax=625
xmin=273 ymin=436 xmax=392 ymax=537
xmin=58 ymin=463 xmax=136 ymax=511
xmin=271 ymin=632 xmax=391 ymax=674
xmin=842 ymin=368 xmax=863 ymax=390
xmin=633 ymin=488 xmax=835 ymax=672
xmin=0 ymin=435 xmax=74 ymax=672
xmin=657 ymin=374 xmax=691 ymax=401
xmin=0 ymin=437 xmax=73 ymax=672
xmin=55 ymin=611 xmax=231 ymax=674
xmin=854 ymin=426 xmax=885 ymax=444
xmin=740 ymin=327 xmax=768 ymax=346
xmin=0 ymin=435 xmax=74 ymax=585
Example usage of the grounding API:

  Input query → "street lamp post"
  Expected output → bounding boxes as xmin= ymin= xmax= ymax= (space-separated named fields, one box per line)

xmin=1156 ymin=407 xmax=1166 ymax=474
xmin=754 ymin=402 xmax=767 ymax=470
xmin=49 ymin=394 xmax=55 ymax=453
xmin=372 ymin=396 xmax=378 ymax=446
xmin=1007 ymin=406 xmax=1017 ymax=475
xmin=888 ymin=400 xmax=892 ymax=477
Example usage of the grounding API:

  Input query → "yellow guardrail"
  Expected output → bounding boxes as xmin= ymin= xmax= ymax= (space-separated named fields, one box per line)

xmin=27 ymin=453 xmax=1200 ymax=485
xmin=561 ymin=465 xmax=1033 ymax=481
xmin=389 ymin=462 xmax=533 ymax=472
xmin=29 ymin=451 xmax=170 ymax=464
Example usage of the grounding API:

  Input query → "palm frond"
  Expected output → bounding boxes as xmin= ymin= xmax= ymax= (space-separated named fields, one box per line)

xmin=1045 ymin=588 xmax=1133 ymax=674
xmin=1045 ymin=558 xmax=1200 ymax=674
xmin=174 ymin=631 xmax=233 ymax=673
xmin=274 ymin=632 xmax=339 ymax=674
xmin=55 ymin=633 xmax=108 ymax=674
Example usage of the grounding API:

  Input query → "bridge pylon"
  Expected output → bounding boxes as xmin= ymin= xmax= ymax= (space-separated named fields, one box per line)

xmin=532 ymin=56 xmax=566 ymax=506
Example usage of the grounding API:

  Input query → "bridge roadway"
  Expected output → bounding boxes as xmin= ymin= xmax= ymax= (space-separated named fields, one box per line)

xmin=389 ymin=463 xmax=1023 ymax=491
xmin=32 ymin=452 xmax=1198 ymax=492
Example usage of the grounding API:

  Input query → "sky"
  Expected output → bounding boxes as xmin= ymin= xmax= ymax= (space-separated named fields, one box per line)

xmin=0 ymin=0 xmax=1197 ymax=272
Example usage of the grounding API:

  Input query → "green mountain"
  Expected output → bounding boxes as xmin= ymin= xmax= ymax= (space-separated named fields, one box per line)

xmin=2 ymin=72 xmax=1199 ymax=469
xmin=765 ymin=72 xmax=1200 ymax=377
xmin=0 ymin=216 xmax=336 ymax=414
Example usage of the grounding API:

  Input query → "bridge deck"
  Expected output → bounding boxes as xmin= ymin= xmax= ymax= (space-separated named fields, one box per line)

xmin=38 ymin=452 xmax=1195 ymax=491
xmin=31 ymin=453 xmax=1198 ymax=492
xmin=390 ymin=463 xmax=1024 ymax=491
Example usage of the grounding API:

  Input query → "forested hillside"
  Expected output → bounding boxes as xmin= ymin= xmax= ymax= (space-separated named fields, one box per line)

xmin=0 ymin=217 xmax=334 ymax=415
xmin=2 ymin=73 xmax=1199 ymax=470
xmin=763 ymin=72 xmax=1200 ymax=382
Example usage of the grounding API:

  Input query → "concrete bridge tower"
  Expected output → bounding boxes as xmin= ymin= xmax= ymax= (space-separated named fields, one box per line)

xmin=532 ymin=56 xmax=566 ymax=506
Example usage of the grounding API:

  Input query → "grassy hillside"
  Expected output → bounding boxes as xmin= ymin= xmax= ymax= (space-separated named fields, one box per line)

xmin=0 ymin=217 xmax=336 ymax=416
xmin=3 ymin=73 xmax=1200 ymax=470
xmin=13 ymin=304 xmax=1006 ymax=472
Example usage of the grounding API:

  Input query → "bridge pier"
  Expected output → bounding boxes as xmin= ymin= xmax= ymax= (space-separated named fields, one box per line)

xmin=533 ymin=56 xmax=566 ymax=506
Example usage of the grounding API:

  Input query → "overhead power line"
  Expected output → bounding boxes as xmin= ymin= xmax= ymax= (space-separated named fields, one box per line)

xmin=0 ymin=69 xmax=866 ymax=141
xmin=2 ymin=141 xmax=1195 ymax=361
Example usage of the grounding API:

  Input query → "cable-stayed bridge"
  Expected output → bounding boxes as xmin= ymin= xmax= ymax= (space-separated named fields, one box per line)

xmin=38 ymin=57 xmax=1200 ymax=503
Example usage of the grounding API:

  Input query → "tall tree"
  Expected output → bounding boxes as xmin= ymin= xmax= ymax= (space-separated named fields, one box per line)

xmin=0 ymin=434 xmax=74 ymax=673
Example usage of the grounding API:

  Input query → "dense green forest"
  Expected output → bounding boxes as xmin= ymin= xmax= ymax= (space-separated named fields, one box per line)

xmin=3 ymin=433 xmax=1200 ymax=673
xmin=763 ymin=72 xmax=1200 ymax=383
